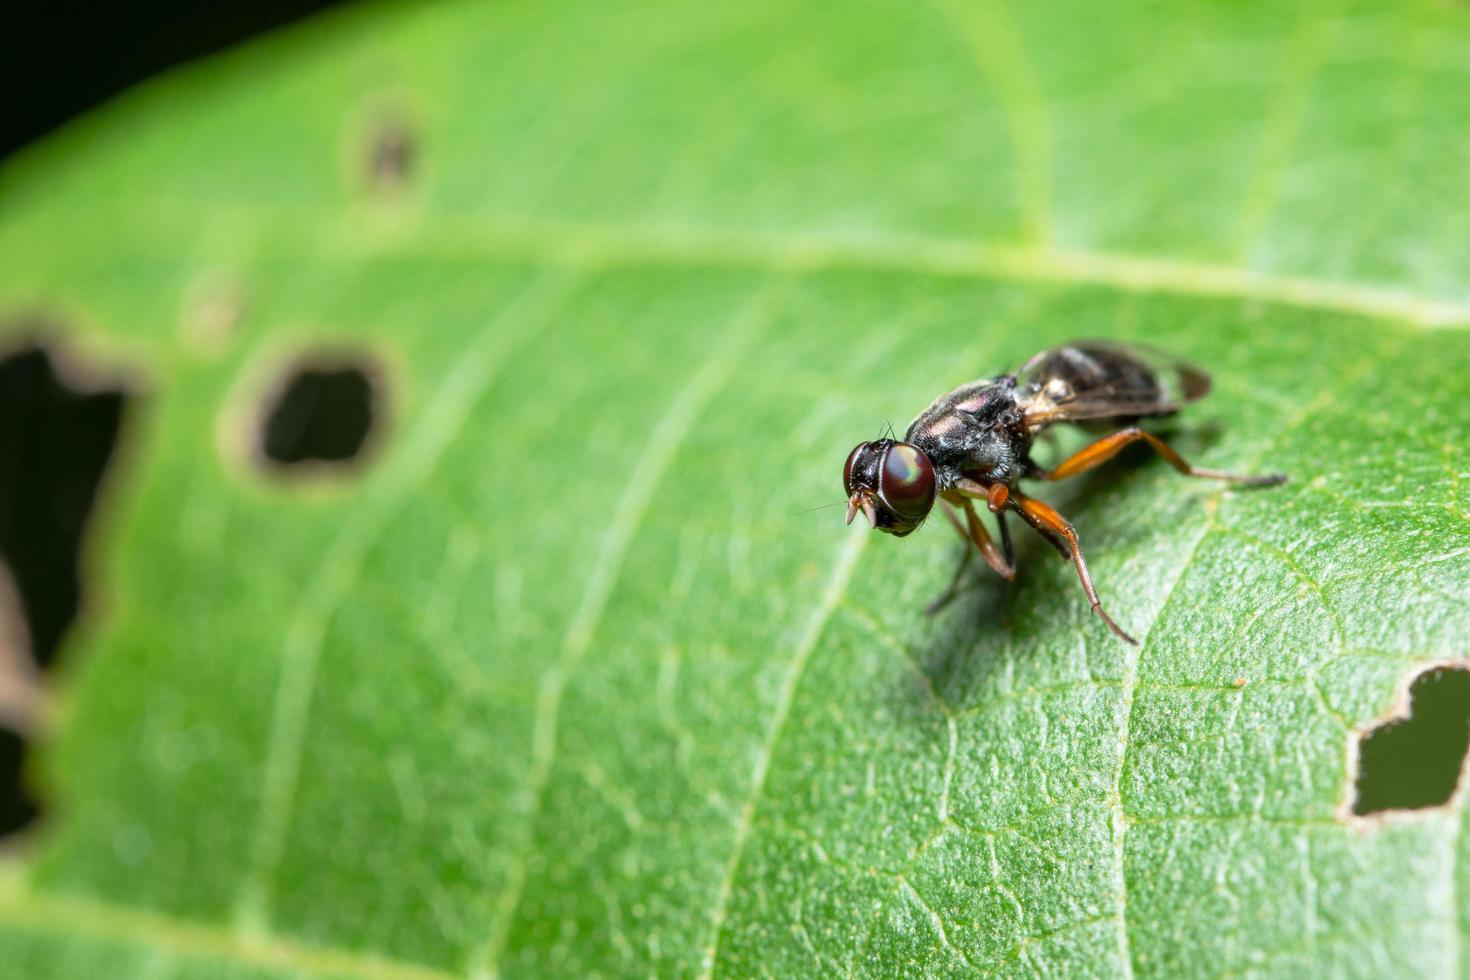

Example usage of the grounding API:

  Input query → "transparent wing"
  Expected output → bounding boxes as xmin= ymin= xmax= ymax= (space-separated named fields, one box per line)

xmin=1015 ymin=340 xmax=1211 ymax=428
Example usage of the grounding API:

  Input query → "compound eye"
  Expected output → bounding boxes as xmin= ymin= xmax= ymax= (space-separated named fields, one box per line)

xmin=880 ymin=443 xmax=936 ymax=519
xmin=843 ymin=443 xmax=866 ymax=494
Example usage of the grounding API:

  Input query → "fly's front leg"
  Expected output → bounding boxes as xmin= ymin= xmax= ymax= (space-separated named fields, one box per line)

xmin=926 ymin=501 xmax=976 ymax=615
xmin=955 ymin=477 xmax=1068 ymax=560
xmin=926 ymin=493 xmax=1014 ymax=615
xmin=1037 ymin=427 xmax=1286 ymax=485
xmin=942 ymin=487 xmax=1015 ymax=580
xmin=1009 ymin=489 xmax=1139 ymax=645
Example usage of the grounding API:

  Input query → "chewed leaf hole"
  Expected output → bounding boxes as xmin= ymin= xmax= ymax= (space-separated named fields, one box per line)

xmin=367 ymin=116 xmax=416 ymax=191
xmin=0 ymin=343 xmax=127 ymax=669
xmin=0 ymin=337 xmax=131 ymax=836
xmin=0 ymin=729 xmax=37 ymax=835
xmin=259 ymin=357 xmax=382 ymax=468
xmin=1352 ymin=666 xmax=1470 ymax=816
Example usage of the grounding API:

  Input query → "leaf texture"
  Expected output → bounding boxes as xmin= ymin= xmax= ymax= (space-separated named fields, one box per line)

xmin=1 ymin=0 xmax=1469 ymax=976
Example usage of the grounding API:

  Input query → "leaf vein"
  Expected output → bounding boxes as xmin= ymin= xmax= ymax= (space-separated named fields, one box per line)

xmin=699 ymin=528 xmax=869 ymax=979
xmin=0 ymin=889 xmax=454 ymax=980
xmin=924 ymin=0 xmax=1054 ymax=242
xmin=898 ymin=875 xmax=976 ymax=971
xmin=234 ymin=268 xmax=581 ymax=933
xmin=1110 ymin=341 xmax=1393 ymax=971
xmin=1231 ymin=0 xmax=1342 ymax=257
xmin=469 ymin=279 xmax=790 ymax=979
xmin=274 ymin=215 xmax=1470 ymax=328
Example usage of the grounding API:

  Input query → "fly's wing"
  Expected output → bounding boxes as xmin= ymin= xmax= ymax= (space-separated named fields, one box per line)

xmin=1014 ymin=340 xmax=1211 ymax=429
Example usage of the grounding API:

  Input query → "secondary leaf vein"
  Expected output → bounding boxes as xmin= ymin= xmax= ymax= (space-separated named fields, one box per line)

xmin=235 ymin=268 xmax=582 ymax=933
xmin=471 ymin=278 xmax=791 ymax=979
xmin=699 ymin=528 xmax=868 ymax=979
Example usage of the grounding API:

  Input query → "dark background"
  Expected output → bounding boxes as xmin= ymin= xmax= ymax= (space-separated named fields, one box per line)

xmin=2 ymin=0 xmax=346 ymax=160
xmin=0 ymin=0 xmax=348 ymax=834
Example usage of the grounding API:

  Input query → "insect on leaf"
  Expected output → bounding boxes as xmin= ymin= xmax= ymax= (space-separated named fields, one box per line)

xmin=1 ymin=0 xmax=1469 ymax=976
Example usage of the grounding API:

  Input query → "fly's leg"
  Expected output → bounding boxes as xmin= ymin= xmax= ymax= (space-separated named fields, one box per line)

xmin=926 ymin=501 xmax=975 ymax=615
xmin=956 ymin=495 xmax=1015 ymax=580
xmin=996 ymin=507 xmax=1015 ymax=569
xmin=986 ymin=483 xmax=1009 ymax=513
xmin=927 ymin=496 xmax=1014 ymax=615
xmin=1029 ymin=515 xmax=1072 ymax=560
xmin=1037 ymin=427 xmax=1287 ymax=485
xmin=957 ymin=476 xmax=1139 ymax=643
xmin=956 ymin=476 xmax=1068 ymax=559
xmin=1010 ymin=490 xmax=1139 ymax=645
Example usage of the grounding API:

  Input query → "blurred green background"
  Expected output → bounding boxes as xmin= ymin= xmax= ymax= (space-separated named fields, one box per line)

xmin=2 ymin=0 xmax=1470 ymax=976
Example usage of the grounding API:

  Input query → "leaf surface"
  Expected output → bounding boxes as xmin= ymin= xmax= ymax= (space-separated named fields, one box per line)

xmin=2 ymin=0 xmax=1470 ymax=976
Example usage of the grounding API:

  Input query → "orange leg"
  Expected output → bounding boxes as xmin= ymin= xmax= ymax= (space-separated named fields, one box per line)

xmin=956 ymin=476 xmax=1068 ymax=559
xmin=928 ymin=494 xmax=1018 ymax=614
xmin=987 ymin=483 xmax=1009 ymax=513
xmin=940 ymin=493 xmax=1014 ymax=580
xmin=1010 ymin=490 xmax=1138 ymax=645
xmin=928 ymin=497 xmax=1017 ymax=613
xmin=1038 ymin=427 xmax=1286 ymax=485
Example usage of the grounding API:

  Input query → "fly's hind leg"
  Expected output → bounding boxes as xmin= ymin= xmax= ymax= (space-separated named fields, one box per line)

xmin=1010 ymin=489 xmax=1139 ymax=645
xmin=1038 ymin=427 xmax=1286 ymax=485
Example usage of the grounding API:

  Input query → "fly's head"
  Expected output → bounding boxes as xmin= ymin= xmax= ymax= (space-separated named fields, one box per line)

xmin=842 ymin=438 xmax=937 ymax=537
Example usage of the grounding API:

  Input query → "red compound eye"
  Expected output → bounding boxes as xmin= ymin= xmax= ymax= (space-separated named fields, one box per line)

xmin=880 ymin=442 xmax=936 ymax=520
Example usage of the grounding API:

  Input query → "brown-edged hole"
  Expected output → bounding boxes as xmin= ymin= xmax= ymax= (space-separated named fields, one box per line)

xmin=0 ymin=344 xmax=126 ymax=668
xmin=0 ymin=339 xmax=130 ymax=835
xmin=1353 ymin=666 xmax=1470 ymax=815
xmin=367 ymin=116 xmax=415 ymax=191
xmin=0 ymin=729 xmax=36 ymax=834
xmin=259 ymin=360 xmax=379 ymax=467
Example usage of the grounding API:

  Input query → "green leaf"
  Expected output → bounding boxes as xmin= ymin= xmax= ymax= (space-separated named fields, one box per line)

xmin=2 ymin=0 xmax=1469 ymax=976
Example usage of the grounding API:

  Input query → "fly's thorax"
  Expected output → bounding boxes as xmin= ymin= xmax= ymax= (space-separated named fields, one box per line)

xmin=905 ymin=378 xmax=1010 ymax=442
xmin=905 ymin=376 xmax=1023 ymax=480
xmin=960 ymin=425 xmax=1020 ymax=482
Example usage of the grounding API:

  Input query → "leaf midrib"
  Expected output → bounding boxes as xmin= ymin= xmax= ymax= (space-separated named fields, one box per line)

xmin=18 ymin=205 xmax=1466 ymax=330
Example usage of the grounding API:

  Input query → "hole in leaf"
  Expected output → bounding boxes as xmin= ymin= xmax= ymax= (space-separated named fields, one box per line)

xmin=0 ymin=561 xmax=43 ymax=735
xmin=0 ymin=338 xmax=131 ymax=836
xmin=367 ymin=116 xmax=416 ymax=191
xmin=1352 ymin=666 xmax=1470 ymax=815
xmin=0 ymin=343 xmax=127 ymax=668
xmin=259 ymin=357 xmax=381 ymax=468
xmin=0 ymin=728 xmax=37 ymax=837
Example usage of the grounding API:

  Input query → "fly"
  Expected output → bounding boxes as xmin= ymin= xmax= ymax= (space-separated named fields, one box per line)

xmin=841 ymin=340 xmax=1286 ymax=644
